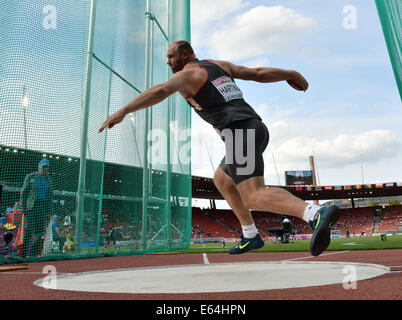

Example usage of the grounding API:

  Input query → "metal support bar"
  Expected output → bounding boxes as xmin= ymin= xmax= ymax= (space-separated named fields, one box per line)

xmin=150 ymin=196 xmax=169 ymax=204
xmin=151 ymin=224 xmax=166 ymax=241
xmin=92 ymin=53 xmax=142 ymax=94
xmin=141 ymin=0 xmax=153 ymax=250
xmin=171 ymin=223 xmax=183 ymax=236
xmin=92 ymin=52 xmax=144 ymax=168
xmin=165 ymin=0 xmax=173 ymax=249
xmin=76 ymin=0 xmax=97 ymax=254
xmin=95 ymin=25 xmax=117 ymax=254
xmin=145 ymin=12 xmax=169 ymax=42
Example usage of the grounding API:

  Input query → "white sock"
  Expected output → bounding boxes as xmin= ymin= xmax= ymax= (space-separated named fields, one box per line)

xmin=303 ymin=204 xmax=322 ymax=223
xmin=242 ymin=223 xmax=258 ymax=239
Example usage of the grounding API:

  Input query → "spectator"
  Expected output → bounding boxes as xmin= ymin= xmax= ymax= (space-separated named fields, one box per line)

xmin=2 ymin=207 xmax=14 ymax=224
xmin=5 ymin=204 xmax=24 ymax=256
xmin=0 ymin=212 xmax=7 ymax=226
xmin=107 ymin=228 xmax=116 ymax=246
xmin=20 ymin=158 xmax=54 ymax=257
xmin=51 ymin=215 xmax=66 ymax=252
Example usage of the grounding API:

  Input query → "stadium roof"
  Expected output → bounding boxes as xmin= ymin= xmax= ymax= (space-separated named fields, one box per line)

xmin=192 ymin=176 xmax=402 ymax=201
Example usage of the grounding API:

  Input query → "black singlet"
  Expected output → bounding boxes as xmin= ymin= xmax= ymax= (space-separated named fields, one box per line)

xmin=185 ymin=59 xmax=262 ymax=131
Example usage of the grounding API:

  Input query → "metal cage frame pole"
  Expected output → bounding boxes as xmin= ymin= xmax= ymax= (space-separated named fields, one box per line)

xmin=95 ymin=26 xmax=116 ymax=255
xmin=142 ymin=0 xmax=153 ymax=250
xmin=375 ymin=0 xmax=402 ymax=100
xmin=165 ymin=0 xmax=172 ymax=249
xmin=186 ymin=0 xmax=192 ymax=248
xmin=179 ymin=0 xmax=192 ymax=248
xmin=76 ymin=0 xmax=97 ymax=254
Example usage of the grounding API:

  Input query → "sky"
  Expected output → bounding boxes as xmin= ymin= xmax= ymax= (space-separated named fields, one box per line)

xmin=0 ymin=0 xmax=400 ymax=209
xmin=189 ymin=0 xmax=402 ymax=201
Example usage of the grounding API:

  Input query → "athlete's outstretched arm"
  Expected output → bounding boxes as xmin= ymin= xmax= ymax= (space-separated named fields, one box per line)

xmin=214 ymin=60 xmax=309 ymax=92
xmin=98 ymin=70 xmax=189 ymax=133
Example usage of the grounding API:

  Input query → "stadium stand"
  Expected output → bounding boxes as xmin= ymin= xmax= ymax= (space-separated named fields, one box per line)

xmin=377 ymin=206 xmax=402 ymax=232
xmin=191 ymin=205 xmax=402 ymax=238
xmin=335 ymin=207 xmax=376 ymax=235
xmin=192 ymin=207 xmax=239 ymax=238
xmin=208 ymin=209 xmax=242 ymax=237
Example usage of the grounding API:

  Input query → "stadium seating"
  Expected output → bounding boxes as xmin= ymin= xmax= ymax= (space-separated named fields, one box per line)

xmin=192 ymin=207 xmax=239 ymax=238
xmin=191 ymin=205 xmax=402 ymax=238
xmin=377 ymin=206 xmax=402 ymax=231
xmin=333 ymin=208 xmax=375 ymax=235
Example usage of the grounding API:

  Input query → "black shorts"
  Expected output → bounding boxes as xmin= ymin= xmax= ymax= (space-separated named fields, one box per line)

xmin=218 ymin=118 xmax=269 ymax=185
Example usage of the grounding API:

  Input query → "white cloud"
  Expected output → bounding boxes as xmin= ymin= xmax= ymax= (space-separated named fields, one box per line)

xmin=273 ymin=129 xmax=400 ymax=169
xmin=207 ymin=5 xmax=318 ymax=61
xmin=269 ymin=120 xmax=301 ymax=142
xmin=191 ymin=0 xmax=249 ymax=51
xmin=263 ymin=129 xmax=401 ymax=186
xmin=191 ymin=0 xmax=249 ymax=29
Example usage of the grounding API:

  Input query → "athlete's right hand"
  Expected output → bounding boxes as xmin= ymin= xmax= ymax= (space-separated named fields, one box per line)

xmin=98 ymin=109 xmax=127 ymax=133
xmin=287 ymin=71 xmax=309 ymax=92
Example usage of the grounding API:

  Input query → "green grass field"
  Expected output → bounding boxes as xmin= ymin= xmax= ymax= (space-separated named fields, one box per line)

xmin=177 ymin=235 xmax=402 ymax=254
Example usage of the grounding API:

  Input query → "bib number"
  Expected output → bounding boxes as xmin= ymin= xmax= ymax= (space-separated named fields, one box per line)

xmin=212 ymin=76 xmax=243 ymax=102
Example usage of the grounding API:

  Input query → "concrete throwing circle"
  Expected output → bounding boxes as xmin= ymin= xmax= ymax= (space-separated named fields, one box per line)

xmin=34 ymin=261 xmax=389 ymax=294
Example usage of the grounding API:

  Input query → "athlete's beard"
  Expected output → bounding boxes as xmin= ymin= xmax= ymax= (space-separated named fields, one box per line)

xmin=171 ymin=56 xmax=186 ymax=73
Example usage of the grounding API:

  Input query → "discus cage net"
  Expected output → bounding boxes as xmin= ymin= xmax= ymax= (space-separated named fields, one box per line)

xmin=0 ymin=0 xmax=192 ymax=263
xmin=375 ymin=0 xmax=402 ymax=100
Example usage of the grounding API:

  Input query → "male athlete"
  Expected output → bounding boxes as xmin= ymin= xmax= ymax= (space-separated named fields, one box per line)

xmin=99 ymin=40 xmax=340 ymax=257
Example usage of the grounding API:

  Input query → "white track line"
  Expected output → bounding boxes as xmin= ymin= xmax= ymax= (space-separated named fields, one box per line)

xmin=282 ymin=251 xmax=351 ymax=262
xmin=388 ymin=266 xmax=402 ymax=273
xmin=203 ymin=253 xmax=210 ymax=265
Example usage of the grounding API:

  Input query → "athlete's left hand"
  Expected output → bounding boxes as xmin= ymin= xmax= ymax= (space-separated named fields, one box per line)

xmin=287 ymin=71 xmax=309 ymax=92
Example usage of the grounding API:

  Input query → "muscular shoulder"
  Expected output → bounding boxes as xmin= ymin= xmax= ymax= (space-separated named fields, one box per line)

xmin=206 ymin=59 xmax=259 ymax=81
xmin=181 ymin=64 xmax=208 ymax=85
xmin=204 ymin=59 xmax=234 ymax=77
xmin=178 ymin=63 xmax=208 ymax=98
xmin=182 ymin=59 xmax=234 ymax=79
xmin=182 ymin=62 xmax=207 ymax=78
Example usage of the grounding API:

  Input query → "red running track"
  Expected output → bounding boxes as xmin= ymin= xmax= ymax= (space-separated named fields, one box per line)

xmin=0 ymin=249 xmax=401 ymax=300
